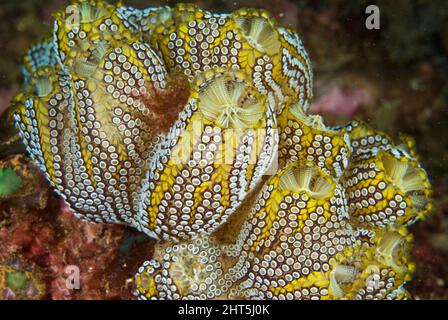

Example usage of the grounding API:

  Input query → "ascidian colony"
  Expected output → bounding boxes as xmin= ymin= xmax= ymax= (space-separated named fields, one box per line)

xmin=8 ymin=0 xmax=432 ymax=300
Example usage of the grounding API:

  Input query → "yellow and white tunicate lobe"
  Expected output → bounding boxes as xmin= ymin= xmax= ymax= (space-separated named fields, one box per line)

xmin=11 ymin=0 xmax=431 ymax=300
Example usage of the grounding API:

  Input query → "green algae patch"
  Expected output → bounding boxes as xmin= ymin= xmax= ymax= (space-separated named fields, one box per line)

xmin=0 ymin=168 xmax=21 ymax=197
xmin=6 ymin=271 xmax=30 ymax=291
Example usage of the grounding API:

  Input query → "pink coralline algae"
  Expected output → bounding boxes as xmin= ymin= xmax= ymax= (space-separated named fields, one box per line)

xmin=310 ymin=84 xmax=373 ymax=117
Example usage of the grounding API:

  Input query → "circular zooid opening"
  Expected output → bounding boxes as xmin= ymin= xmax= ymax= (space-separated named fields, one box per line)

xmin=33 ymin=74 xmax=53 ymax=97
xmin=235 ymin=15 xmax=280 ymax=55
xmin=380 ymin=152 xmax=429 ymax=212
xmin=78 ymin=1 xmax=109 ymax=23
xmin=198 ymin=74 xmax=265 ymax=129
xmin=376 ymin=230 xmax=408 ymax=274
xmin=279 ymin=164 xmax=334 ymax=199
